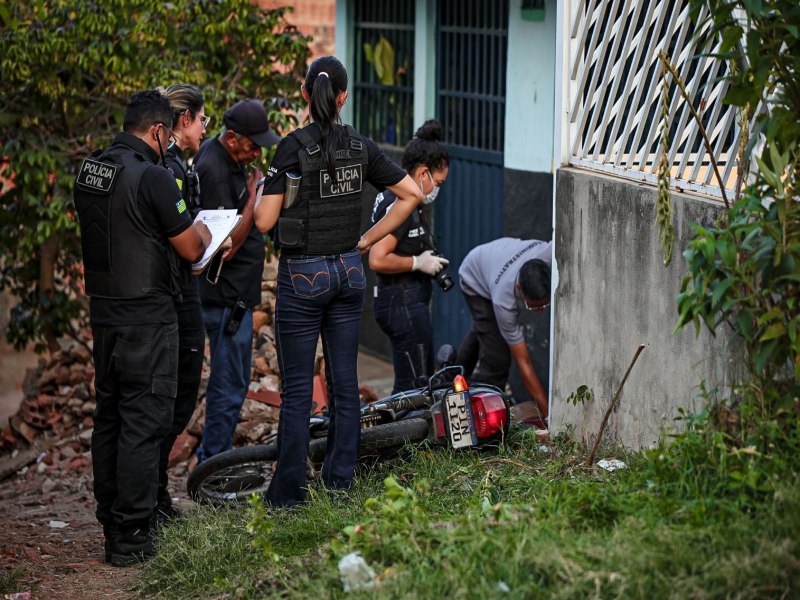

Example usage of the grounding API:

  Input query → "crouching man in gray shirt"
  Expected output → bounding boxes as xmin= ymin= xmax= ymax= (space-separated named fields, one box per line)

xmin=456 ymin=238 xmax=552 ymax=422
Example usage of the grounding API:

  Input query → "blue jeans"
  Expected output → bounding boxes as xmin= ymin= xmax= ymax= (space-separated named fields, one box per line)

xmin=266 ymin=250 xmax=365 ymax=507
xmin=373 ymin=279 xmax=433 ymax=393
xmin=197 ymin=303 xmax=253 ymax=462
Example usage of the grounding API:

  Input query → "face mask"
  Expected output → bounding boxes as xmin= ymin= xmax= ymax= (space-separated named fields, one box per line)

xmin=420 ymin=170 xmax=440 ymax=205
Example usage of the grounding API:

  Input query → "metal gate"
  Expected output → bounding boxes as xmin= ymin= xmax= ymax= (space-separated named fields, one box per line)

xmin=566 ymin=0 xmax=743 ymax=199
xmin=432 ymin=0 xmax=509 ymax=350
xmin=352 ymin=0 xmax=415 ymax=147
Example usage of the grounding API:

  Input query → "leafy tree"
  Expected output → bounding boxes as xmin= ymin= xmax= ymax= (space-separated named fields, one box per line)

xmin=0 ymin=0 xmax=311 ymax=351
xmin=673 ymin=0 xmax=799 ymax=404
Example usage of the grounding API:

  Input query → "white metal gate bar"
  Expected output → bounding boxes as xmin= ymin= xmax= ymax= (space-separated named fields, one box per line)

xmin=567 ymin=0 xmax=743 ymax=199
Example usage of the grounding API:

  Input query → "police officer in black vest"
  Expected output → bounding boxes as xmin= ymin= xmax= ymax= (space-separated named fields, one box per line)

xmin=369 ymin=120 xmax=450 ymax=393
xmin=254 ymin=55 xmax=424 ymax=507
xmin=155 ymin=83 xmax=210 ymax=524
xmin=73 ymin=90 xmax=211 ymax=566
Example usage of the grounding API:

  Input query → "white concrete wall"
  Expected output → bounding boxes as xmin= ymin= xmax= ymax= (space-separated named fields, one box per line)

xmin=552 ymin=169 xmax=739 ymax=449
xmin=413 ymin=0 xmax=437 ymax=128
xmin=334 ymin=0 xmax=354 ymax=124
xmin=504 ymin=0 xmax=556 ymax=173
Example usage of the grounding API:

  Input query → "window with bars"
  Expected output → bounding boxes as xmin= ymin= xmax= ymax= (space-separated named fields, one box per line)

xmin=352 ymin=0 xmax=415 ymax=146
xmin=567 ymin=0 xmax=745 ymax=199
xmin=437 ymin=0 xmax=508 ymax=156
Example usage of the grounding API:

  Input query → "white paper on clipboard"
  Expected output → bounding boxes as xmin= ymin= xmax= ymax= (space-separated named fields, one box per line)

xmin=191 ymin=209 xmax=241 ymax=272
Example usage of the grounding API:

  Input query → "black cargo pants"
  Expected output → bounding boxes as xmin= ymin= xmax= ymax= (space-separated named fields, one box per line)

xmin=91 ymin=323 xmax=178 ymax=531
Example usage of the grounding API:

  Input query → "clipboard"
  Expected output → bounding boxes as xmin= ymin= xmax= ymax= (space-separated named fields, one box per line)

xmin=192 ymin=209 xmax=242 ymax=274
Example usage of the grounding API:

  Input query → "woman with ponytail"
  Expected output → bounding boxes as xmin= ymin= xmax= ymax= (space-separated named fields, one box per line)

xmin=254 ymin=56 xmax=423 ymax=507
xmin=368 ymin=120 xmax=449 ymax=394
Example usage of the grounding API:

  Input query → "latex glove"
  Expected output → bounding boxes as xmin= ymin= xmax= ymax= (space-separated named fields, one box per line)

xmin=412 ymin=250 xmax=449 ymax=276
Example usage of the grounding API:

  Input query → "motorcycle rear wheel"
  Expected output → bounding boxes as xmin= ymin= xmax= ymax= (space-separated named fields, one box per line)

xmin=187 ymin=443 xmax=281 ymax=506
xmin=187 ymin=418 xmax=430 ymax=506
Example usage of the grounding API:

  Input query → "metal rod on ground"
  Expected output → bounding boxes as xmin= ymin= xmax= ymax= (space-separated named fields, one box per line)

xmin=586 ymin=344 xmax=646 ymax=468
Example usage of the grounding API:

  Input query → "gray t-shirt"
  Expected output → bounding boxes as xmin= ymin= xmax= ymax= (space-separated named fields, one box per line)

xmin=458 ymin=238 xmax=552 ymax=345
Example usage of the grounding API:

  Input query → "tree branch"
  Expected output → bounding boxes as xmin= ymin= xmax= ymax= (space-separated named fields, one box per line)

xmin=658 ymin=51 xmax=730 ymax=209
xmin=586 ymin=344 xmax=646 ymax=468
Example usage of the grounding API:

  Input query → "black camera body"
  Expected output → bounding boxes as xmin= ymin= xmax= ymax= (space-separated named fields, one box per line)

xmin=432 ymin=252 xmax=454 ymax=292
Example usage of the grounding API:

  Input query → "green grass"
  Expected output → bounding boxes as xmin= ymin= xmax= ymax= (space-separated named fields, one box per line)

xmin=139 ymin=428 xmax=800 ymax=599
xmin=0 ymin=566 xmax=27 ymax=595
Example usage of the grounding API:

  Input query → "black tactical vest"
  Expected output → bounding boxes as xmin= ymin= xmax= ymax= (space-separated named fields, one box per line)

xmin=396 ymin=209 xmax=430 ymax=256
xmin=166 ymin=143 xmax=201 ymax=217
xmin=277 ymin=125 xmax=368 ymax=254
xmin=371 ymin=190 xmax=431 ymax=258
xmin=74 ymin=144 xmax=176 ymax=299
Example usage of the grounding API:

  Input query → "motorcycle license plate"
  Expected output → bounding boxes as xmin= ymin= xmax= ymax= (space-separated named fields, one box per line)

xmin=444 ymin=391 xmax=475 ymax=449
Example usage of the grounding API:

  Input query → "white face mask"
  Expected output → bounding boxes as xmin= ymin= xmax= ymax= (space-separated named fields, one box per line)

xmin=420 ymin=170 xmax=440 ymax=205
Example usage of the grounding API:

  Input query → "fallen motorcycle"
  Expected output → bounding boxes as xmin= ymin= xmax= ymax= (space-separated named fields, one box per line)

xmin=187 ymin=346 xmax=512 ymax=505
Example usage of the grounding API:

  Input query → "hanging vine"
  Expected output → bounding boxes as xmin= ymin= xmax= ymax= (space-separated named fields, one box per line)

xmin=655 ymin=57 xmax=676 ymax=267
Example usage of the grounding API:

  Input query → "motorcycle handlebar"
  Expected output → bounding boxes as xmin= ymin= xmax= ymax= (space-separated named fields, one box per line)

xmin=371 ymin=393 xmax=431 ymax=413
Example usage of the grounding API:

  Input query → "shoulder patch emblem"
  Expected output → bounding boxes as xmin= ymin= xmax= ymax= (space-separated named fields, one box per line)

xmin=176 ymin=198 xmax=187 ymax=214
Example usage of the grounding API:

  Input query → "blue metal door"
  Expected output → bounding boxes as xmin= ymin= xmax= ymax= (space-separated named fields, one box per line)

xmin=431 ymin=0 xmax=509 ymax=350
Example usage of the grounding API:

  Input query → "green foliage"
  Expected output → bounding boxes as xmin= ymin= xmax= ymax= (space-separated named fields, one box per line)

xmin=343 ymin=475 xmax=430 ymax=564
xmin=143 ymin=428 xmax=800 ymax=599
xmin=140 ymin=505 xmax=267 ymax=597
xmin=0 ymin=566 xmax=27 ymax=594
xmin=693 ymin=0 xmax=800 ymax=149
xmin=675 ymin=0 xmax=800 ymax=398
xmin=245 ymin=493 xmax=280 ymax=563
xmin=566 ymin=383 xmax=593 ymax=405
xmin=0 ymin=0 xmax=311 ymax=349
xmin=676 ymin=184 xmax=800 ymax=390
xmin=645 ymin=383 xmax=800 ymax=521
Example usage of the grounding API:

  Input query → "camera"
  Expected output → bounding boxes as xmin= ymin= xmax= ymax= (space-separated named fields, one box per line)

xmin=432 ymin=252 xmax=454 ymax=292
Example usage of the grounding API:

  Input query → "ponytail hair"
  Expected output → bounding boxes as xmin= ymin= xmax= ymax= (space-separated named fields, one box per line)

xmin=402 ymin=119 xmax=449 ymax=173
xmin=305 ymin=56 xmax=349 ymax=181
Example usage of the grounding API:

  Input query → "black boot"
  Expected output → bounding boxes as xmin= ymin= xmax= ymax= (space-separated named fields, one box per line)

xmin=103 ymin=525 xmax=119 ymax=564
xmin=110 ymin=526 xmax=155 ymax=567
xmin=151 ymin=500 xmax=182 ymax=528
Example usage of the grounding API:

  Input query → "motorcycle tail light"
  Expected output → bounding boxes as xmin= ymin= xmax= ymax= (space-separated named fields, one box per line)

xmin=434 ymin=412 xmax=445 ymax=438
xmin=471 ymin=392 xmax=508 ymax=439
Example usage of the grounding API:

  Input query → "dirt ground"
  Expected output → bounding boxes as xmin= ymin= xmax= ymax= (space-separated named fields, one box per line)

xmin=0 ymin=335 xmax=142 ymax=599
xmin=0 ymin=345 xmax=393 ymax=599
xmin=0 ymin=448 xmax=193 ymax=599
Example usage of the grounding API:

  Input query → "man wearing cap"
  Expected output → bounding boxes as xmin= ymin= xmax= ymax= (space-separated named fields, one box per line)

xmin=194 ymin=99 xmax=280 ymax=462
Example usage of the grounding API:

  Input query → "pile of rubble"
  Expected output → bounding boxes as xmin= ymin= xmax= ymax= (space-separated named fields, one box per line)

xmin=0 ymin=257 xmax=305 ymax=474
